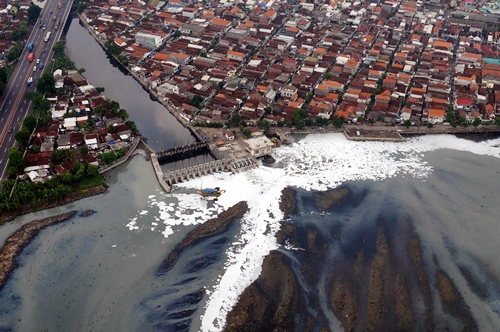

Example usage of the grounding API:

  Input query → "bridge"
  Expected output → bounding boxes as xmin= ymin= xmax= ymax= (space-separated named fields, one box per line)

xmin=156 ymin=141 xmax=209 ymax=162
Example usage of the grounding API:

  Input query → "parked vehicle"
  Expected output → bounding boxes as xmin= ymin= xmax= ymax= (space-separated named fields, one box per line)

xmin=28 ymin=53 xmax=34 ymax=62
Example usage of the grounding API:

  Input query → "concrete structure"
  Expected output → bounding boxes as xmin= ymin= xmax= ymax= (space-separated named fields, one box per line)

xmin=244 ymin=136 xmax=274 ymax=157
xmin=135 ymin=32 xmax=163 ymax=50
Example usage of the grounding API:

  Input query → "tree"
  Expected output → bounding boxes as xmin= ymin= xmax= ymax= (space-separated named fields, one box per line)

xmin=7 ymin=148 xmax=25 ymax=177
xmin=495 ymin=117 xmax=500 ymax=126
xmin=15 ymin=128 xmax=31 ymax=149
xmin=403 ymin=120 xmax=412 ymax=128
xmin=190 ymin=95 xmax=204 ymax=108
xmin=93 ymin=105 xmax=107 ymax=116
xmin=117 ymin=108 xmax=129 ymax=119
xmin=78 ymin=68 xmax=86 ymax=74
xmin=77 ymin=2 xmax=87 ymax=12
xmin=36 ymin=71 xmax=56 ymax=95
xmin=258 ymin=120 xmax=270 ymax=134
xmin=472 ymin=117 xmax=481 ymax=128
xmin=52 ymin=149 xmax=74 ymax=164
xmin=332 ymin=116 xmax=344 ymax=129
xmin=100 ymin=151 xmax=118 ymax=165
xmin=7 ymin=43 xmax=23 ymax=62
xmin=79 ymin=145 xmax=89 ymax=157
xmin=23 ymin=115 xmax=37 ymax=132
xmin=173 ymin=30 xmax=181 ymax=38
xmin=96 ymin=87 xmax=105 ymax=93
xmin=27 ymin=3 xmax=42 ymax=24
xmin=427 ymin=122 xmax=434 ymax=130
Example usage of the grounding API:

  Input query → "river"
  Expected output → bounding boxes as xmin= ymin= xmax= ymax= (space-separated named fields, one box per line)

xmin=64 ymin=17 xmax=193 ymax=150
xmin=64 ymin=17 xmax=213 ymax=171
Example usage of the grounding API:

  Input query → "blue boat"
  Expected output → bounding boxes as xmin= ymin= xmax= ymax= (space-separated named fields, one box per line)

xmin=197 ymin=187 xmax=225 ymax=198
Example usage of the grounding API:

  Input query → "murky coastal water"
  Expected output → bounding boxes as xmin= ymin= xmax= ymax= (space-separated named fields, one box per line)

xmin=0 ymin=144 xmax=498 ymax=331
xmin=0 ymin=154 xmax=235 ymax=331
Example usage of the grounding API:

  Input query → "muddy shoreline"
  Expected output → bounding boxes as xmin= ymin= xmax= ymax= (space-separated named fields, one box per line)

xmin=0 ymin=211 xmax=78 ymax=290
xmin=223 ymin=186 xmax=482 ymax=331
xmin=162 ymin=201 xmax=248 ymax=271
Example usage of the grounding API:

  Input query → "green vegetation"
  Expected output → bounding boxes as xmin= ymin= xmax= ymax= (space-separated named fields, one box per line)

xmin=27 ymin=3 xmax=42 ymax=24
xmin=226 ymin=113 xmax=246 ymax=128
xmin=99 ymin=148 xmax=127 ymax=165
xmin=53 ymin=40 xmax=76 ymax=71
xmin=194 ymin=122 xmax=224 ymax=128
xmin=14 ymin=128 xmax=31 ymax=149
xmin=332 ymin=116 xmax=344 ymax=129
xmin=104 ymin=40 xmax=128 ymax=65
xmin=11 ymin=21 xmax=28 ymax=41
xmin=190 ymin=95 xmax=204 ymax=109
xmin=7 ymin=148 xmax=25 ymax=177
xmin=36 ymin=71 xmax=56 ymax=95
xmin=7 ymin=43 xmax=24 ymax=62
xmin=52 ymin=149 xmax=74 ymax=164
xmin=0 ymin=164 xmax=106 ymax=214
xmin=403 ymin=120 xmax=412 ymax=128
xmin=0 ymin=66 xmax=9 ymax=96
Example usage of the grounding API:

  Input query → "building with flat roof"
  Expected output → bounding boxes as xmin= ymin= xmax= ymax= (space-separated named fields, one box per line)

xmin=244 ymin=136 xmax=274 ymax=157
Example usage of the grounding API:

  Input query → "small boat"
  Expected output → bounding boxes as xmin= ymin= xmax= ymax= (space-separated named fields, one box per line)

xmin=197 ymin=186 xmax=225 ymax=198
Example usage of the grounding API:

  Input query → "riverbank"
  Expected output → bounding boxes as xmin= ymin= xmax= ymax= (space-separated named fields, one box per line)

xmin=0 ymin=185 xmax=107 ymax=225
xmin=76 ymin=13 xmax=202 ymax=143
xmin=0 ymin=211 xmax=78 ymax=289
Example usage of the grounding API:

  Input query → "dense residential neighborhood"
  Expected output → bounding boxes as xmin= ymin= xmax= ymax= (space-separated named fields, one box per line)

xmin=77 ymin=0 xmax=500 ymax=129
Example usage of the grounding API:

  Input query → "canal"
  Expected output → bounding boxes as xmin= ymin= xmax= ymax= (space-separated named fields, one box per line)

xmin=64 ymin=16 xmax=214 ymax=171
xmin=64 ymin=16 xmax=194 ymax=149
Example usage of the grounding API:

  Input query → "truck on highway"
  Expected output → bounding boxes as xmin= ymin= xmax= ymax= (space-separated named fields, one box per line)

xmin=28 ymin=53 xmax=34 ymax=62
xmin=44 ymin=31 xmax=51 ymax=42
xmin=27 ymin=43 xmax=34 ymax=51
xmin=27 ymin=77 xmax=33 ymax=86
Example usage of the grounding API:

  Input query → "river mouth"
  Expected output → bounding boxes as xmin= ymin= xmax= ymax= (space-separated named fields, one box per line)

xmin=225 ymin=150 xmax=500 ymax=331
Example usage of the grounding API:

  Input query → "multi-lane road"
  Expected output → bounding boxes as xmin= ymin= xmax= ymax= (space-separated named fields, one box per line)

xmin=0 ymin=0 xmax=72 ymax=180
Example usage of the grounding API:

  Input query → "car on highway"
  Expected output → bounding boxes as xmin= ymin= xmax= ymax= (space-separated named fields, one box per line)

xmin=36 ymin=59 xmax=40 ymax=64
xmin=33 ymin=66 xmax=37 ymax=72
xmin=42 ymin=48 xmax=46 ymax=53
xmin=8 ymin=127 xmax=13 ymax=133
xmin=42 ymin=23 xmax=47 ymax=29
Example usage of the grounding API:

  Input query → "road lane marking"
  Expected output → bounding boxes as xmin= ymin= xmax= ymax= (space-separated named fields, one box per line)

xmin=8 ymin=100 xmax=11 ymax=104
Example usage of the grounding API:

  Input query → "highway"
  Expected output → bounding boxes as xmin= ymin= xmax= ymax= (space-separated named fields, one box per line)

xmin=0 ymin=0 xmax=72 ymax=181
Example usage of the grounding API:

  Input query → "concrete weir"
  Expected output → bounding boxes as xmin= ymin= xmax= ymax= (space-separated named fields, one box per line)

xmin=142 ymin=139 xmax=258 ymax=193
